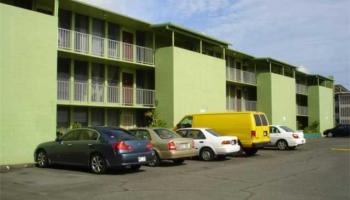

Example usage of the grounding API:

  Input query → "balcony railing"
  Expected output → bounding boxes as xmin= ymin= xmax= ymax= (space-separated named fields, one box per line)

xmin=296 ymin=84 xmax=308 ymax=95
xmin=297 ymin=105 xmax=308 ymax=116
xmin=226 ymin=98 xmax=256 ymax=111
xmin=58 ymin=28 xmax=154 ymax=65
xmin=57 ymin=80 xmax=155 ymax=107
xmin=226 ymin=67 xmax=256 ymax=85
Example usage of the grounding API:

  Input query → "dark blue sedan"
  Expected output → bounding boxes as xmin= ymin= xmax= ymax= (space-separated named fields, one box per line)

xmin=34 ymin=127 xmax=154 ymax=174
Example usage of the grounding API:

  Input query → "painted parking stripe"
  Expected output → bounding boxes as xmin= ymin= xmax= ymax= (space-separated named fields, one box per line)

xmin=331 ymin=148 xmax=350 ymax=151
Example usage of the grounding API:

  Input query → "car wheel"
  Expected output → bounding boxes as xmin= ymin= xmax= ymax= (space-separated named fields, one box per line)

xmin=173 ymin=159 xmax=185 ymax=164
xmin=148 ymin=152 xmax=160 ymax=167
xmin=131 ymin=165 xmax=141 ymax=170
xmin=90 ymin=154 xmax=107 ymax=174
xmin=327 ymin=132 xmax=333 ymax=137
xmin=200 ymin=148 xmax=215 ymax=161
xmin=36 ymin=150 xmax=49 ymax=168
xmin=244 ymin=148 xmax=258 ymax=156
xmin=277 ymin=140 xmax=288 ymax=150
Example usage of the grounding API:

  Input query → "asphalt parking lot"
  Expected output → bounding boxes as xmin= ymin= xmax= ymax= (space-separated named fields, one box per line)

xmin=1 ymin=138 xmax=349 ymax=200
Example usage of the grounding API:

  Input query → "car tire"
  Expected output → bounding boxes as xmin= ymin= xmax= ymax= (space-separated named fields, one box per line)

xmin=36 ymin=150 xmax=49 ymax=168
xmin=200 ymin=148 xmax=215 ymax=161
xmin=327 ymin=132 xmax=333 ymax=137
xmin=90 ymin=154 xmax=107 ymax=174
xmin=277 ymin=140 xmax=289 ymax=150
xmin=173 ymin=159 xmax=185 ymax=164
xmin=131 ymin=165 xmax=141 ymax=170
xmin=148 ymin=151 xmax=160 ymax=167
xmin=244 ymin=148 xmax=258 ymax=156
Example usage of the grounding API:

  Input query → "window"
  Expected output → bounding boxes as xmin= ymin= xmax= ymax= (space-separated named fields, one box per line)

xmin=79 ymin=130 xmax=99 ymax=140
xmin=178 ymin=116 xmax=193 ymax=128
xmin=61 ymin=130 xmax=80 ymax=141
xmin=129 ymin=130 xmax=151 ymax=140
xmin=100 ymin=128 xmax=136 ymax=141
xmin=206 ymin=129 xmax=221 ymax=137
xmin=260 ymin=115 xmax=269 ymax=126
xmin=280 ymin=126 xmax=294 ymax=133
xmin=176 ymin=130 xmax=188 ymax=137
xmin=188 ymin=130 xmax=206 ymax=139
xmin=254 ymin=114 xmax=262 ymax=126
xmin=153 ymin=129 xmax=180 ymax=139
xmin=269 ymin=126 xmax=280 ymax=134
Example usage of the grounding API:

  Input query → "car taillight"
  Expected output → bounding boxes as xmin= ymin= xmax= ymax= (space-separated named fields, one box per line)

xmin=112 ymin=141 xmax=133 ymax=152
xmin=221 ymin=140 xmax=231 ymax=145
xmin=292 ymin=133 xmax=299 ymax=139
xmin=168 ymin=140 xmax=176 ymax=150
xmin=146 ymin=142 xmax=153 ymax=151
xmin=251 ymin=130 xmax=256 ymax=137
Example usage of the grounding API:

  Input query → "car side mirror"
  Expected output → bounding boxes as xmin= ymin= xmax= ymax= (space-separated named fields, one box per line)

xmin=55 ymin=137 xmax=62 ymax=143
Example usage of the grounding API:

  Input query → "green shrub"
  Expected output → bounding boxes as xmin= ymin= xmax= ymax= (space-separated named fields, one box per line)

xmin=145 ymin=110 xmax=167 ymax=128
xmin=304 ymin=121 xmax=319 ymax=133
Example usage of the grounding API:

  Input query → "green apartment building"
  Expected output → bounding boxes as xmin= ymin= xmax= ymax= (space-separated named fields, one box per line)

xmin=0 ymin=0 xmax=334 ymax=165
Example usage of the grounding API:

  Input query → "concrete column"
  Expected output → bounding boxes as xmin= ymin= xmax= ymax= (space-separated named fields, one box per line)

xmin=71 ymin=12 xmax=75 ymax=49
xmin=88 ymin=62 xmax=92 ymax=102
xmin=70 ymin=59 xmax=74 ymax=103
xmin=171 ymin=31 xmax=175 ymax=46
xmin=104 ymin=65 xmax=108 ymax=104
xmin=222 ymin=48 xmax=225 ymax=59
xmin=104 ymin=20 xmax=108 ymax=58
xmin=89 ymin=17 xmax=92 ymax=54
xmin=54 ymin=0 xmax=59 ymax=17
xmin=199 ymin=40 xmax=202 ymax=53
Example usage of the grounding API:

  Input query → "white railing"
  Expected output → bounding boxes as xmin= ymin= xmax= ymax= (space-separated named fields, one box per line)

xmin=92 ymin=35 xmax=104 ymax=56
xmin=136 ymin=45 xmax=154 ymax=65
xmin=296 ymin=84 xmax=308 ymax=95
xmin=58 ymin=28 xmax=71 ymax=49
xmin=107 ymin=85 xmax=120 ymax=104
xmin=122 ymin=87 xmax=134 ymax=105
xmin=74 ymin=81 xmax=88 ymax=102
xmin=57 ymin=79 xmax=70 ymax=100
xmin=136 ymin=88 xmax=155 ymax=107
xmin=58 ymin=28 xmax=154 ymax=65
xmin=226 ymin=67 xmax=256 ymax=85
xmin=297 ymin=105 xmax=308 ymax=116
xmin=108 ymin=39 xmax=121 ymax=59
xmin=245 ymin=100 xmax=257 ymax=111
xmin=91 ymin=82 xmax=104 ymax=102
xmin=75 ymin=31 xmax=89 ymax=53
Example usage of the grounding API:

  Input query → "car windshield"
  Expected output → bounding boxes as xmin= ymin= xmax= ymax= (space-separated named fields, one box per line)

xmin=280 ymin=126 xmax=295 ymax=133
xmin=100 ymin=128 xmax=137 ymax=141
xmin=206 ymin=129 xmax=221 ymax=137
xmin=153 ymin=128 xmax=180 ymax=139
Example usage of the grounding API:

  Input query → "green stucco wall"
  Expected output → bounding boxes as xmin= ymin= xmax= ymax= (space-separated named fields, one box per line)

xmin=257 ymin=73 xmax=297 ymax=129
xmin=155 ymin=47 xmax=226 ymax=127
xmin=0 ymin=4 xmax=57 ymax=165
xmin=308 ymin=86 xmax=334 ymax=133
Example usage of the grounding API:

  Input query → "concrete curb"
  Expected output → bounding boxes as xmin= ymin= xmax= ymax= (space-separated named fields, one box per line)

xmin=0 ymin=163 xmax=35 ymax=173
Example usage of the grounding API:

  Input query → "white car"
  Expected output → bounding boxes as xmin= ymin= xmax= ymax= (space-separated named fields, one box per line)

xmin=269 ymin=125 xmax=306 ymax=150
xmin=176 ymin=128 xmax=240 ymax=161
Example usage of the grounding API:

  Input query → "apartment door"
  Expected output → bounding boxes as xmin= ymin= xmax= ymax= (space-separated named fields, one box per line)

xmin=122 ymin=31 xmax=134 ymax=61
xmin=236 ymin=89 xmax=242 ymax=111
xmin=122 ymin=72 xmax=134 ymax=105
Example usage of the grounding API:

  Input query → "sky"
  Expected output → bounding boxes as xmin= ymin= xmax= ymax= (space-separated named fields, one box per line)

xmin=84 ymin=0 xmax=350 ymax=89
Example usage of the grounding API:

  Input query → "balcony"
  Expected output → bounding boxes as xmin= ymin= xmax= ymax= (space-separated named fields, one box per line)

xmin=226 ymin=98 xmax=257 ymax=111
xmin=226 ymin=67 xmax=256 ymax=85
xmin=296 ymin=84 xmax=308 ymax=95
xmin=58 ymin=28 xmax=155 ymax=66
xmin=297 ymin=105 xmax=308 ymax=116
xmin=57 ymin=80 xmax=155 ymax=107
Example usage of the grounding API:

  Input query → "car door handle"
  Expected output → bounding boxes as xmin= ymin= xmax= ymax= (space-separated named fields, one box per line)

xmin=199 ymin=141 xmax=204 ymax=143
xmin=66 ymin=143 xmax=72 ymax=146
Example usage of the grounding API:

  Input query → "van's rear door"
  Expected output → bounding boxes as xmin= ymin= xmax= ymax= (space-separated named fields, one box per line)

xmin=253 ymin=114 xmax=270 ymax=143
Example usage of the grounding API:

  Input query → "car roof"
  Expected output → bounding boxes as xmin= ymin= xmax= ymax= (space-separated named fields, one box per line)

xmin=177 ymin=128 xmax=210 ymax=131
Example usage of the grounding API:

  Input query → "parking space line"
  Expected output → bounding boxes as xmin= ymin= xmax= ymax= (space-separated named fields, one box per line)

xmin=331 ymin=148 xmax=350 ymax=151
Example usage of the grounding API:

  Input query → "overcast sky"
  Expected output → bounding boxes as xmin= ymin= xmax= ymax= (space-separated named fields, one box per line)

xmin=85 ymin=0 xmax=350 ymax=89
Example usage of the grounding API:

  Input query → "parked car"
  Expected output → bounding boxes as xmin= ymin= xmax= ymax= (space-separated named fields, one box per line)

xmin=175 ymin=112 xmax=270 ymax=156
xmin=268 ymin=125 xmax=306 ymax=150
xmin=34 ymin=127 xmax=154 ymax=174
xmin=176 ymin=128 xmax=240 ymax=161
xmin=323 ymin=124 xmax=350 ymax=137
xmin=128 ymin=128 xmax=196 ymax=166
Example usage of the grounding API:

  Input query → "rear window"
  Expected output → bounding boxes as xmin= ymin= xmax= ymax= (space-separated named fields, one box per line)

xmin=154 ymin=128 xmax=181 ymax=139
xmin=101 ymin=129 xmax=137 ymax=141
xmin=280 ymin=126 xmax=294 ymax=132
xmin=206 ymin=129 xmax=221 ymax=137
xmin=260 ymin=115 xmax=269 ymax=126
xmin=254 ymin=114 xmax=262 ymax=126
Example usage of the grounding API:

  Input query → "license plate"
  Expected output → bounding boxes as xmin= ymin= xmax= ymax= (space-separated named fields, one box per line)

xmin=179 ymin=143 xmax=189 ymax=150
xmin=138 ymin=156 xmax=146 ymax=162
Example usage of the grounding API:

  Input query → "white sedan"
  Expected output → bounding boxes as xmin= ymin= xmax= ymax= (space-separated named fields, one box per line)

xmin=268 ymin=125 xmax=306 ymax=150
xmin=176 ymin=128 xmax=240 ymax=161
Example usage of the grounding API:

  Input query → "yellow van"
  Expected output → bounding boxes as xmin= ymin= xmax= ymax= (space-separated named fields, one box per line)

xmin=175 ymin=112 xmax=270 ymax=156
